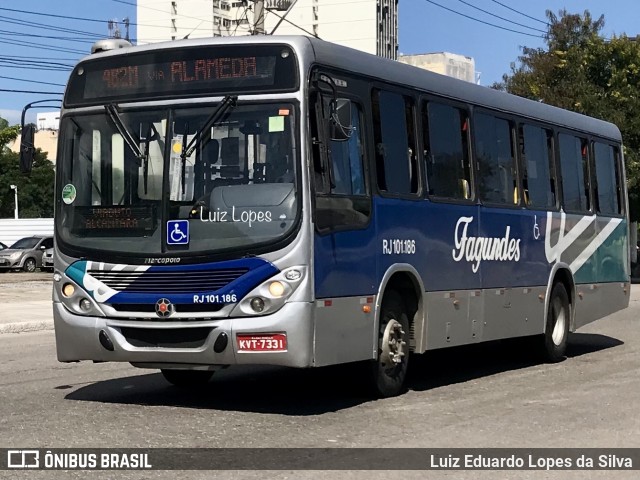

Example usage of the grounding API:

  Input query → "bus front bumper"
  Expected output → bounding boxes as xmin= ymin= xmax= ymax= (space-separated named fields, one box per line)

xmin=53 ymin=301 xmax=314 ymax=368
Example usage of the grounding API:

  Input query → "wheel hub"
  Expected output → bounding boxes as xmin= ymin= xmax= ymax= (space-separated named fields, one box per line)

xmin=380 ymin=319 xmax=406 ymax=366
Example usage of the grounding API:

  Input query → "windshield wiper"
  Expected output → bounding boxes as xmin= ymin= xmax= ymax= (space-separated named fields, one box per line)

xmin=178 ymin=95 xmax=237 ymax=196
xmin=181 ymin=94 xmax=237 ymax=161
xmin=180 ymin=122 xmax=189 ymax=195
xmin=105 ymin=104 xmax=143 ymax=159
xmin=140 ymin=123 xmax=159 ymax=195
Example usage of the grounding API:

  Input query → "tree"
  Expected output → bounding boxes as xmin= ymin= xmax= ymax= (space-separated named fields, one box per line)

xmin=494 ymin=10 xmax=640 ymax=220
xmin=0 ymin=117 xmax=19 ymax=148
xmin=0 ymin=116 xmax=55 ymax=218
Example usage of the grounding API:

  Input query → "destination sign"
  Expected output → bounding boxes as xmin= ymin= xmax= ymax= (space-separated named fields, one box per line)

xmin=65 ymin=45 xmax=297 ymax=106
xmin=72 ymin=206 xmax=156 ymax=235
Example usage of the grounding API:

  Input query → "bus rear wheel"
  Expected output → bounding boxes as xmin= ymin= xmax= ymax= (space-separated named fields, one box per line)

xmin=370 ymin=290 xmax=410 ymax=398
xmin=542 ymin=282 xmax=570 ymax=362
xmin=161 ymin=369 xmax=214 ymax=387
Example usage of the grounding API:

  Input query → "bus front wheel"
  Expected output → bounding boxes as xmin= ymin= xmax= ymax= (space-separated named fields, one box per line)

xmin=542 ymin=282 xmax=570 ymax=362
xmin=370 ymin=290 xmax=410 ymax=398
xmin=161 ymin=369 xmax=214 ymax=387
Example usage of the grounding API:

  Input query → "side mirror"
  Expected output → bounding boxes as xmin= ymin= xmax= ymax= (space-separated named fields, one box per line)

xmin=329 ymin=98 xmax=353 ymax=142
xmin=19 ymin=124 xmax=36 ymax=174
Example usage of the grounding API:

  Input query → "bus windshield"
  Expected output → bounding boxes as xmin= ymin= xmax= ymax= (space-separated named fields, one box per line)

xmin=57 ymin=102 xmax=298 ymax=257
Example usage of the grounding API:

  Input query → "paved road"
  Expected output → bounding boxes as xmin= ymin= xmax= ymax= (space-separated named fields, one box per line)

xmin=0 ymin=280 xmax=639 ymax=479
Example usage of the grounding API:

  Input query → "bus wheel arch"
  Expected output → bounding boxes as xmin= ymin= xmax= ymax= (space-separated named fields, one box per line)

xmin=542 ymin=266 xmax=574 ymax=362
xmin=370 ymin=266 xmax=425 ymax=397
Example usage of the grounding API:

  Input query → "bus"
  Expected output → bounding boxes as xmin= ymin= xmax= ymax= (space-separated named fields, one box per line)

xmin=30 ymin=35 xmax=629 ymax=397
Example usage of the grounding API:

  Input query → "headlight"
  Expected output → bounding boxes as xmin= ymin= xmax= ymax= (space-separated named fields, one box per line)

xmin=57 ymin=277 xmax=105 ymax=317
xmin=231 ymin=266 xmax=306 ymax=316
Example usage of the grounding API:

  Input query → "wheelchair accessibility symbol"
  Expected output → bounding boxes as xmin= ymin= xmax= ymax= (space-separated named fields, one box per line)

xmin=167 ymin=220 xmax=189 ymax=245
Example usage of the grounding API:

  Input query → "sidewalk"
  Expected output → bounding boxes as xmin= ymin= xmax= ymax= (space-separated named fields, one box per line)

xmin=0 ymin=274 xmax=53 ymax=334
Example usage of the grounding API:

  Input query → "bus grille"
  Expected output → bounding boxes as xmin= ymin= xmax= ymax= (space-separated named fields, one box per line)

xmin=88 ymin=268 xmax=249 ymax=293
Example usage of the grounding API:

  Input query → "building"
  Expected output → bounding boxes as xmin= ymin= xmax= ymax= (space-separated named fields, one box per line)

xmin=8 ymin=130 xmax=59 ymax=163
xmin=36 ymin=112 xmax=60 ymax=131
xmin=136 ymin=0 xmax=398 ymax=58
xmin=399 ymin=52 xmax=476 ymax=83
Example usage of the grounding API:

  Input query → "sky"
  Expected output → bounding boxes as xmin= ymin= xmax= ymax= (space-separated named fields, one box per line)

xmin=1 ymin=0 xmax=639 ymax=126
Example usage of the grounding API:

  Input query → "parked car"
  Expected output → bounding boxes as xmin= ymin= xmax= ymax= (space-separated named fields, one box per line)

xmin=0 ymin=236 xmax=54 ymax=272
xmin=41 ymin=247 xmax=54 ymax=272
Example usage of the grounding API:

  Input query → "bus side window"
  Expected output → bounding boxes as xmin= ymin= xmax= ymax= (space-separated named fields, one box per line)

xmin=328 ymin=103 xmax=365 ymax=195
xmin=519 ymin=124 xmax=556 ymax=209
xmin=372 ymin=89 xmax=418 ymax=195
xmin=593 ymin=142 xmax=622 ymax=215
xmin=423 ymin=101 xmax=472 ymax=200
xmin=474 ymin=112 xmax=515 ymax=205
xmin=558 ymin=133 xmax=590 ymax=212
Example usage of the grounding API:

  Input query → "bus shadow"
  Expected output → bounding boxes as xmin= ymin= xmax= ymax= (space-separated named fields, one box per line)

xmin=65 ymin=332 xmax=622 ymax=414
xmin=64 ymin=363 xmax=374 ymax=415
xmin=406 ymin=332 xmax=623 ymax=391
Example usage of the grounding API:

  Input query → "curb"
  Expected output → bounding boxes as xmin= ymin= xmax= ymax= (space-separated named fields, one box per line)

xmin=0 ymin=321 xmax=54 ymax=335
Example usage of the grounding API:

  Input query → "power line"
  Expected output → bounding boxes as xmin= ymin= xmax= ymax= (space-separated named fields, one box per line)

xmin=261 ymin=5 xmax=320 ymax=38
xmin=0 ymin=88 xmax=63 ymax=95
xmin=0 ymin=54 xmax=77 ymax=63
xmin=423 ymin=0 xmax=544 ymax=38
xmin=455 ymin=0 xmax=547 ymax=34
xmin=1 ymin=17 xmax=103 ymax=39
xmin=0 ymin=29 xmax=96 ymax=45
xmin=0 ymin=37 xmax=87 ymax=55
xmin=0 ymin=64 xmax=72 ymax=73
xmin=489 ymin=0 xmax=549 ymax=26
xmin=0 ymin=75 xmax=66 ymax=87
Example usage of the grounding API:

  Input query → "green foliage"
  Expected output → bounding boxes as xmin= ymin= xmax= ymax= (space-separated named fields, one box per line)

xmin=0 ymin=118 xmax=19 ymax=148
xmin=0 ymin=116 xmax=55 ymax=218
xmin=494 ymin=9 xmax=640 ymax=220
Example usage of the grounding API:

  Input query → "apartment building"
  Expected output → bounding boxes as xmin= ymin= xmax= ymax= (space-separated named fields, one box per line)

xmin=136 ymin=0 xmax=398 ymax=58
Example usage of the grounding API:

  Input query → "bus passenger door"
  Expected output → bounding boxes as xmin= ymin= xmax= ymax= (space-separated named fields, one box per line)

xmin=311 ymin=88 xmax=377 ymax=366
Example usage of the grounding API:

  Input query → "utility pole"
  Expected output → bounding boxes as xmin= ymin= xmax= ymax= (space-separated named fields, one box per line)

xmin=253 ymin=1 xmax=265 ymax=35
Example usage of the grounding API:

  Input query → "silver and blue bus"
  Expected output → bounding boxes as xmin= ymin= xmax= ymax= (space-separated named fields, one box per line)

xmin=41 ymin=35 xmax=629 ymax=397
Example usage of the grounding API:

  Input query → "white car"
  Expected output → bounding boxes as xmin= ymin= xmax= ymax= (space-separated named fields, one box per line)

xmin=41 ymin=247 xmax=54 ymax=272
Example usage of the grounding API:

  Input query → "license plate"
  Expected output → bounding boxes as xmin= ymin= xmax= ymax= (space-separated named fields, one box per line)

xmin=236 ymin=334 xmax=287 ymax=352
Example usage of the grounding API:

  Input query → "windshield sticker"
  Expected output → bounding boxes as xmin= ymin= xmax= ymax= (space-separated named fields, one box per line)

xmin=268 ymin=116 xmax=284 ymax=132
xmin=62 ymin=184 xmax=77 ymax=205
xmin=167 ymin=220 xmax=189 ymax=245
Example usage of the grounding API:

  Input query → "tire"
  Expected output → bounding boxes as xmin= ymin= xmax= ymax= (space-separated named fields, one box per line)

xmin=161 ymin=369 xmax=214 ymax=387
xmin=369 ymin=290 xmax=410 ymax=398
xmin=23 ymin=258 xmax=37 ymax=273
xmin=542 ymin=282 xmax=570 ymax=362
